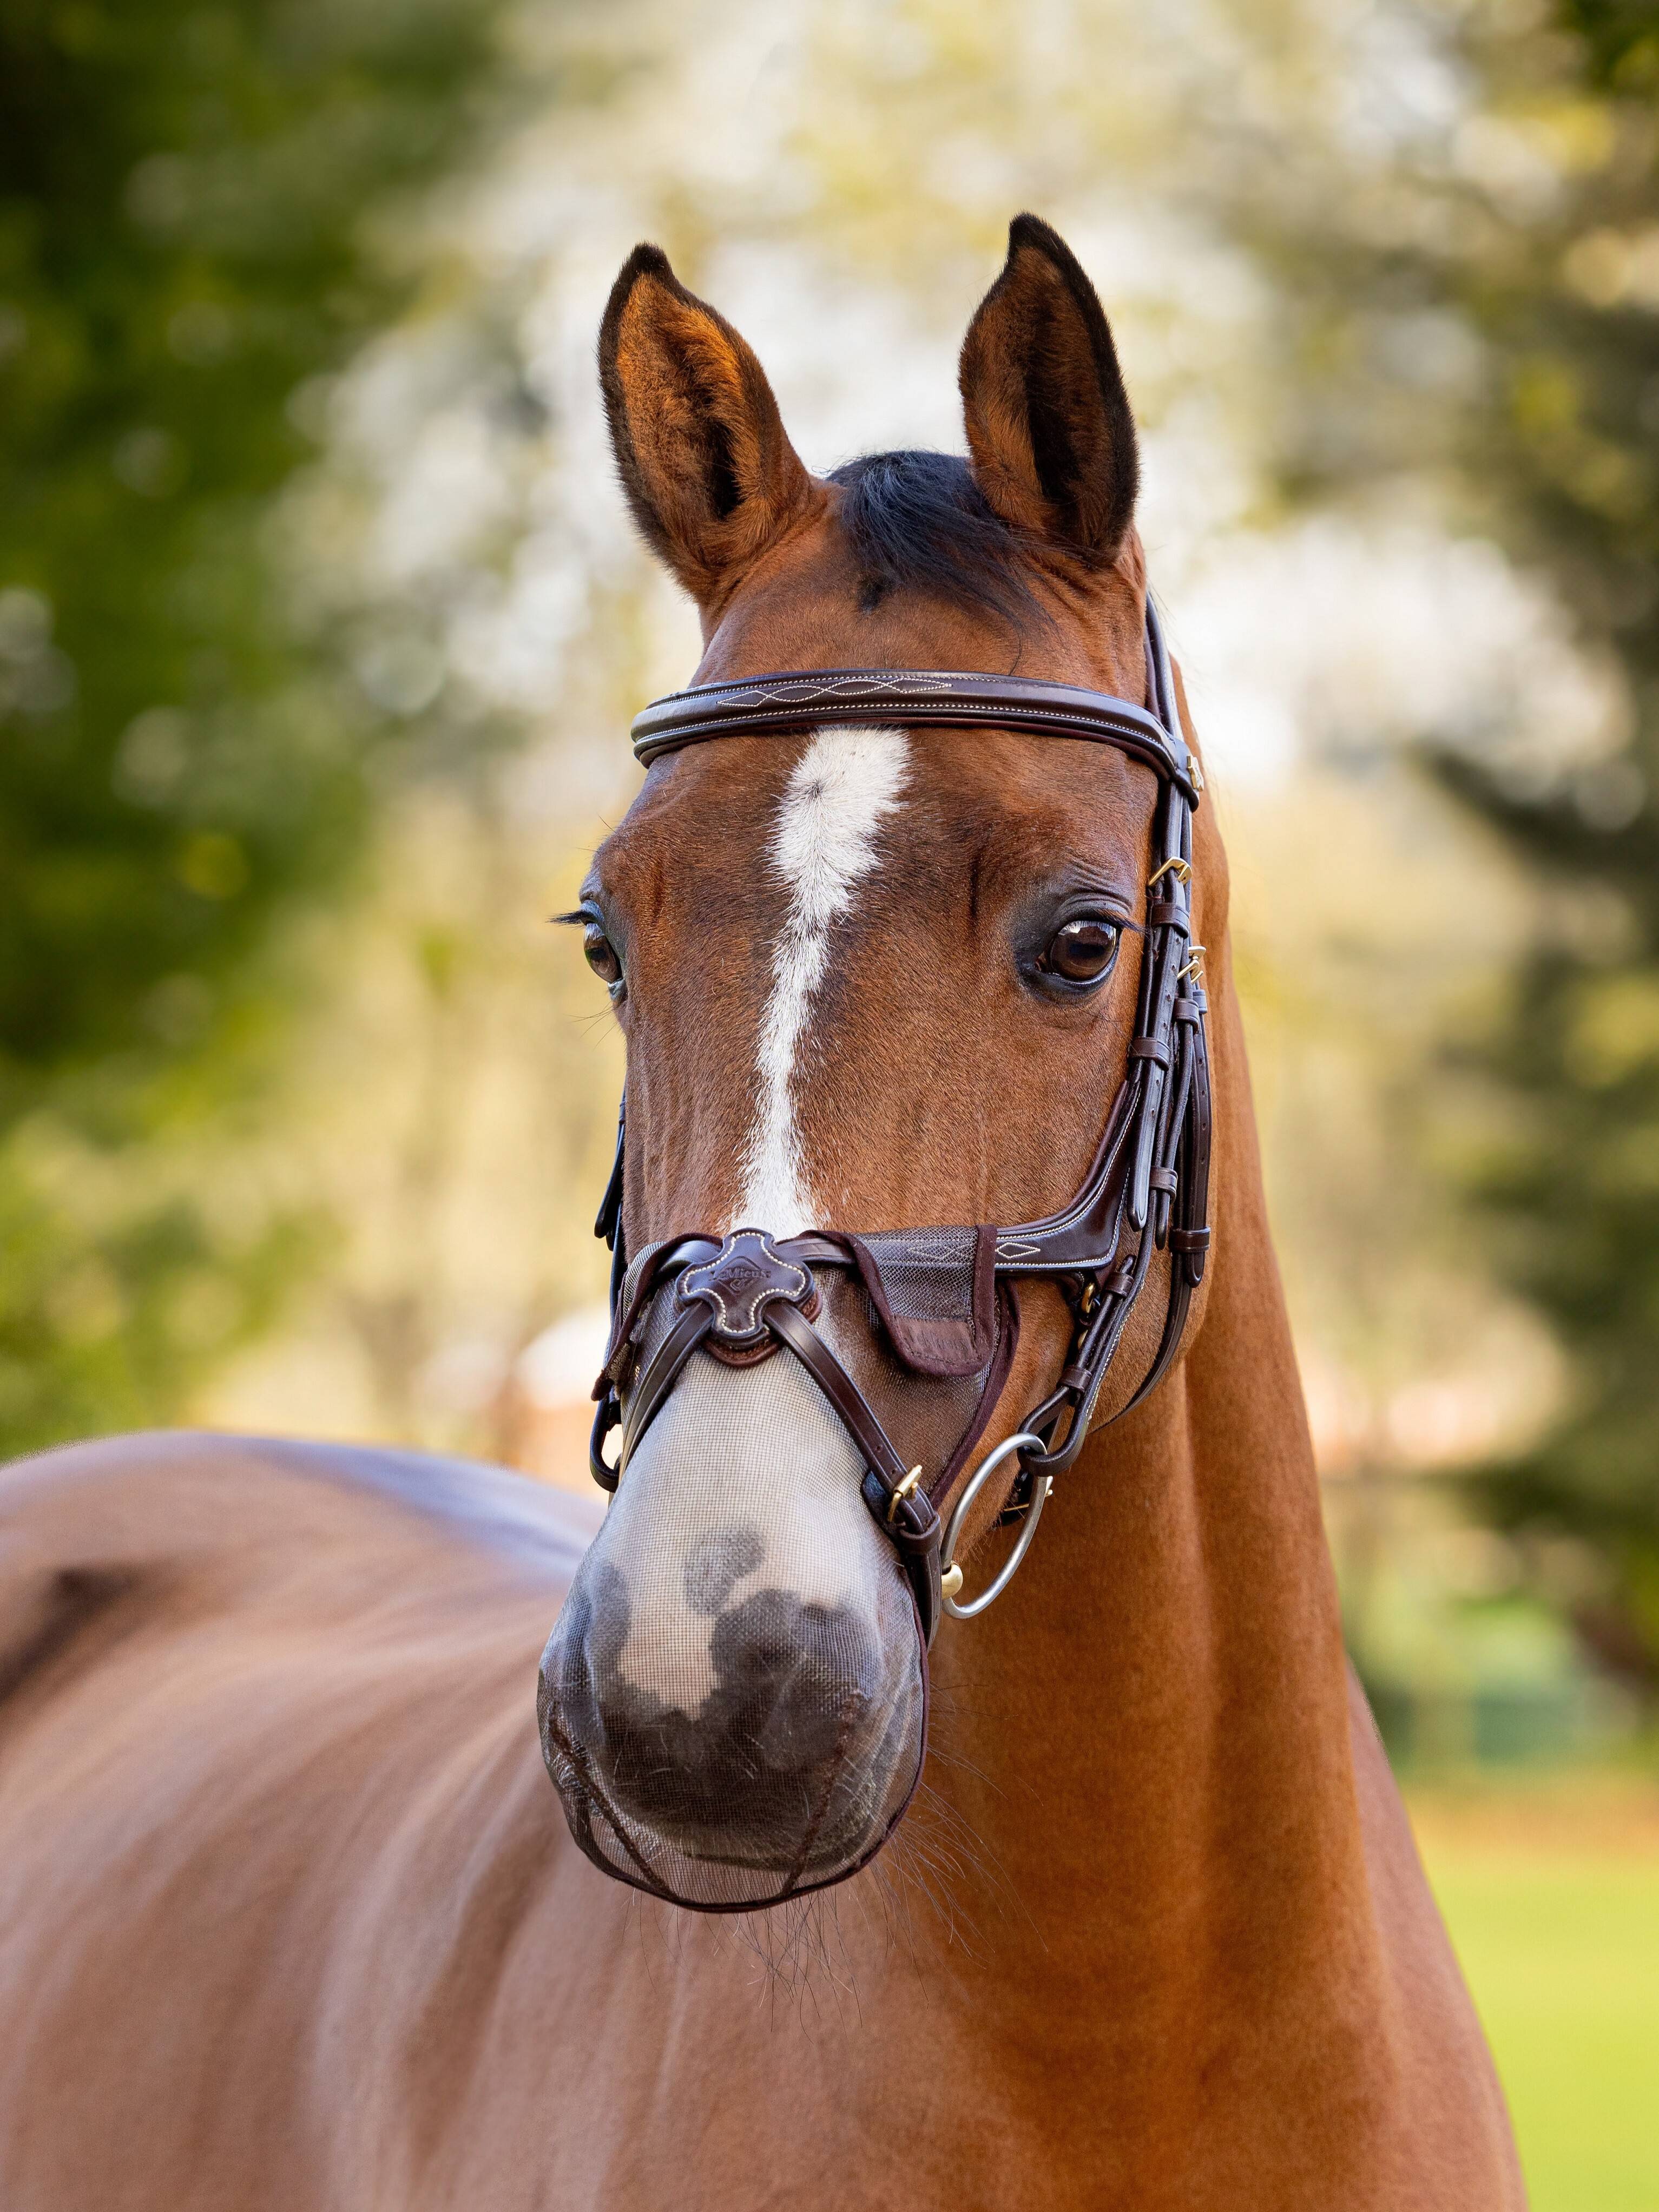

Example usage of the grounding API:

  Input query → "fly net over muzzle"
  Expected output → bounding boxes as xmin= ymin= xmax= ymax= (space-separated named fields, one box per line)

xmin=538 ymin=600 xmax=1212 ymax=1913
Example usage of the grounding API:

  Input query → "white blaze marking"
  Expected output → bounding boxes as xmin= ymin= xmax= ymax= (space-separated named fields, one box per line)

xmin=609 ymin=727 xmax=912 ymax=1711
xmin=735 ymin=726 xmax=911 ymax=1236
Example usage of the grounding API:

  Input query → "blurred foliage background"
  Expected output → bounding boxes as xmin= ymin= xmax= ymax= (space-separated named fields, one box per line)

xmin=3 ymin=0 xmax=1659 ymax=2191
xmin=0 ymin=0 xmax=515 ymax=1442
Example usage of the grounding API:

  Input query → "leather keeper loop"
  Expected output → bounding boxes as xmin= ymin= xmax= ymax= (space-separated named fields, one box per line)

xmin=1149 ymin=1167 xmax=1179 ymax=1194
xmin=1169 ymin=1226 xmax=1212 ymax=1253
xmin=1148 ymin=901 xmax=1191 ymax=931
xmin=1128 ymin=1038 xmax=1170 ymax=1068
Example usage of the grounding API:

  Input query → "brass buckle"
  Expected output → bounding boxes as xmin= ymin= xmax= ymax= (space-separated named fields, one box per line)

xmin=886 ymin=1465 xmax=924 ymax=1525
xmin=1179 ymin=943 xmax=1207 ymax=983
xmin=1147 ymin=857 xmax=1192 ymax=889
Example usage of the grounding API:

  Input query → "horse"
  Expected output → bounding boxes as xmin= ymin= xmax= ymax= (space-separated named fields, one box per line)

xmin=0 ymin=216 xmax=1524 ymax=2209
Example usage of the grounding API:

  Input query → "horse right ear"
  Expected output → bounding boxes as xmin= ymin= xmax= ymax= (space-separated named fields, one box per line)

xmin=599 ymin=245 xmax=815 ymax=610
xmin=959 ymin=214 xmax=1140 ymax=563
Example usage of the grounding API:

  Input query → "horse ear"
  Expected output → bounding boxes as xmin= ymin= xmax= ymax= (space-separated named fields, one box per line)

xmin=599 ymin=244 xmax=814 ymax=608
xmin=959 ymin=214 xmax=1139 ymax=562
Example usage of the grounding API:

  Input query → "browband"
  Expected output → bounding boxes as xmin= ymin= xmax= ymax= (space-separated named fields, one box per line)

xmin=632 ymin=666 xmax=1203 ymax=805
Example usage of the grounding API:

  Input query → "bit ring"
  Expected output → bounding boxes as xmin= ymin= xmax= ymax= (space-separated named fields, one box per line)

xmin=939 ymin=1432 xmax=1050 ymax=1622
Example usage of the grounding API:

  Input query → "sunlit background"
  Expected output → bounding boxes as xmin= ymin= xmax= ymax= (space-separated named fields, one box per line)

xmin=4 ymin=0 xmax=1658 ymax=2200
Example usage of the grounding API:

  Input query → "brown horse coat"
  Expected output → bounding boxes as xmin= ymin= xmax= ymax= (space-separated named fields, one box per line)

xmin=0 ymin=219 xmax=1524 ymax=2209
xmin=0 ymin=1417 xmax=1519 ymax=2208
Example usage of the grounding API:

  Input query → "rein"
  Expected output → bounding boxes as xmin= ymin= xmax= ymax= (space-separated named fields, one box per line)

xmin=587 ymin=599 xmax=1212 ymax=1645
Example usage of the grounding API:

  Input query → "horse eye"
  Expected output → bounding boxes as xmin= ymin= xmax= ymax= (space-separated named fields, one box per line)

xmin=582 ymin=924 xmax=624 ymax=994
xmin=1045 ymin=916 xmax=1120 ymax=984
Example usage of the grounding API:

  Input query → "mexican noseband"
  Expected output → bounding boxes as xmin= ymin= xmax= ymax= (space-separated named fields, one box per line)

xmin=588 ymin=598 xmax=1213 ymax=1645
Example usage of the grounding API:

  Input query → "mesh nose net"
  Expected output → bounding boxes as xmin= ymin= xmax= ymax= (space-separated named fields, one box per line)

xmin=538 ymin=1279 xmax=941 ymax=1911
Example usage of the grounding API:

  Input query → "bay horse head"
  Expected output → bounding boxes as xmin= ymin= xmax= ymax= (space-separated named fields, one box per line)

xmin=539 ymin=216 xmax=1214 ymax=1912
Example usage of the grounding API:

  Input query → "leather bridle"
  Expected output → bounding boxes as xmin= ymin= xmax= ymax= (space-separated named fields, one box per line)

xmin=587 ymin=598 xmax=1212 ymax=1645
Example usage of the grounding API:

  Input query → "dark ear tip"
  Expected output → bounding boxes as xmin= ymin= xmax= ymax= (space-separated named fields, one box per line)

xmin=1005 ymin=212 xmax=1084 ymax=278
xmin=615 ymin=240 xmax=674 ymax=290
xmin=600 ymin=243 xmax=682 ymax=367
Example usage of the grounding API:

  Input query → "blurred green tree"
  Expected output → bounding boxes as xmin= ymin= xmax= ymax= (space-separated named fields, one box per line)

xmin=1450 ymin=0 xmax=1659 ymax=1691
xmin=1255 ymin=0 xmax=1659 ymax=1686
xmin=0 ymin=0 xmax=507 ymax=1452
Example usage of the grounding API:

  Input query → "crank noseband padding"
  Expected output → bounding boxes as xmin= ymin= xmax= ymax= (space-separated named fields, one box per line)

xmin=604 ymin=1229 xmax=949 ymax=1641
xmin=844 ymin=1224 xmax=997 ymax=1377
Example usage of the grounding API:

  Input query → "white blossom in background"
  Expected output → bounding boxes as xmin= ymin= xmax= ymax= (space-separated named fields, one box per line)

xmin=281 ymin=0 xmax=1625 ymax=811
xmin=213 ymin=0 xmax=1610 ymax=1504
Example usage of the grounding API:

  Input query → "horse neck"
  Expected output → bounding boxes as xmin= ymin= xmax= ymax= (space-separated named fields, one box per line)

xmin=918 ymin=957 xmax=1378 ymax=2048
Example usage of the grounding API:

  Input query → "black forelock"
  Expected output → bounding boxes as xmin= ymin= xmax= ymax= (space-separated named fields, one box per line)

xmin=827 ymin=450 xmax=1038 ymax=624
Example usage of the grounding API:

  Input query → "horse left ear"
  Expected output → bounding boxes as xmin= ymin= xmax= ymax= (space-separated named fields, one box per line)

xmin=959 ymin=214 xmax=1139 ymax=562
xmin=599 ymin=243 xmax=815 ymax=610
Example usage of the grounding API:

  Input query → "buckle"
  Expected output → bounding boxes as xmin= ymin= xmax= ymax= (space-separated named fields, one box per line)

xmin=885 ymin=1465 xmax=924 ymax=1525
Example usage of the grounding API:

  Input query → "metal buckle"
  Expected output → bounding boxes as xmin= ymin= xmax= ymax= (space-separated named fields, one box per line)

xmin=1147 ymin=857 xmax=1191 ymax=888
xmin=886 ymin=1464 xmax=924 ymax=1525
xmin=1179 ymin=943 xmax=1207 ymax=983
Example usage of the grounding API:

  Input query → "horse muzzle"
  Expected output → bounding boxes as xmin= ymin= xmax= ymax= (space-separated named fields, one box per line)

xmin=537 ymin=1326 xmax=929 ymax=1912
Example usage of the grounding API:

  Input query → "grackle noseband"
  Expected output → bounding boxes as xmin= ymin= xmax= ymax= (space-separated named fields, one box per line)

xmin=587 ymin=598 xmax=1212 ymax=1645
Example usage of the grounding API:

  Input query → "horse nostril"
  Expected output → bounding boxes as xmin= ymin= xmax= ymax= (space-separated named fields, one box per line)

xmin=539 ymin=1541 xmax=925 ymax=1900
xmin=710 ymin=1589 xmax=878 ymax=1768
xmin=539 ymin=1559 xmax=631 ymax=1754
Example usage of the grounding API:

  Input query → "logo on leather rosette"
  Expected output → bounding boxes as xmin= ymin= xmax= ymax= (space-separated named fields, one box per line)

xmin=715 ymin=1256 xmax=763 ymax=1301
xmin=678 ymin=1229 xmax=816 ymax=1356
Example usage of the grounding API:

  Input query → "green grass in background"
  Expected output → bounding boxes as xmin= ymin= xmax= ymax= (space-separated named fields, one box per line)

xmin=1417 ymin=1812 xmax=1659 ymax=2212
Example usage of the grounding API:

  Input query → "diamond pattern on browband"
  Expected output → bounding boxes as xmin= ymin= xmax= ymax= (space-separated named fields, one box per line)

xmin=630 ymin=662 xmax=1203 ymax=802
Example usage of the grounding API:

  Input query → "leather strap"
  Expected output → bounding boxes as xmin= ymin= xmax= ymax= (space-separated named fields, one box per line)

xmin=763 ymin=1302 xmax=943 ymax=1640
xmin=620 ymin=1300 xmax=715 ymax=1466
xmin=765 ymin=1298 xmax=909 ymax=1490
xmin=633 ymin=666 xmax=1203 ymax=804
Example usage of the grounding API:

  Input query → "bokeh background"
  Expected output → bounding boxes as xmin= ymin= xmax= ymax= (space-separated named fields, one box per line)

xmin=4 ymin=0 xmax=1657 ymax=2198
